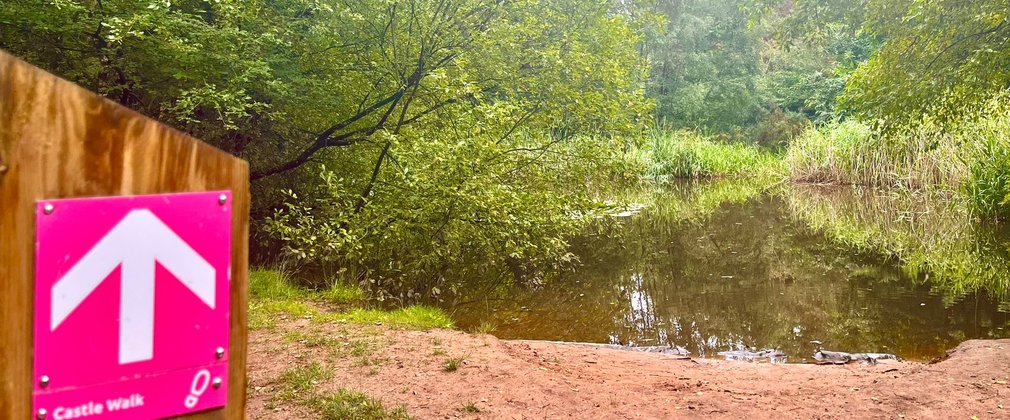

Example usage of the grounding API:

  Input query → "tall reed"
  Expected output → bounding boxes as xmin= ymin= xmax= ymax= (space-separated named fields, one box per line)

xmin=633 ymin=129 xmax=784 ymax=180
xmin=786 ymin=120 xmax=966 ymax=190
xmin=785 ymin=93 xmax=1010 ymax=221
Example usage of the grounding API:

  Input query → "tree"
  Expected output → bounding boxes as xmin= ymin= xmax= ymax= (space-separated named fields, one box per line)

xmin=841 ymin=0 xmax=1010 ymax=127
xmin=1 ymin=0 xmax=648 ymax=180
xmin=642 ymin=0 xmax=764 ymax=132
xmin=1 ymin=0 xmax=652 ymax=297
xmin=752 ymin=0 xmax=875 ymax=124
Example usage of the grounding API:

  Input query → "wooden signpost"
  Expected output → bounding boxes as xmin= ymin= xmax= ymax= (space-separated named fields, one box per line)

xmin=0 ymin=50 xmax=248 ymax=419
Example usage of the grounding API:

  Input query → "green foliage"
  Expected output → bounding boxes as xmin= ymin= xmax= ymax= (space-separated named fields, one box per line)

xmin=842 ymin=0 xmax=1010 ymax=127
xmin=633 ymin=130 xmax=784 ymax=179
xmin=743 ymin=0 xmax=866 ymax=43
xmin=264 ymin=131 xmax=613 ymax=300
xmin=757 ymin=24 xmax=875 ymax=125
xmin=644 ymin=0 xmax=763 ymax=131
xmin=1 ymin=0 xmax=651 ymax=298
xmin=635 ymin=0 xmax=874 ymax=142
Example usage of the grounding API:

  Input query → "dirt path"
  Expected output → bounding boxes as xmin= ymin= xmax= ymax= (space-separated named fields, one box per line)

xmin=247 ymin=319 xmax=1010 ymax=419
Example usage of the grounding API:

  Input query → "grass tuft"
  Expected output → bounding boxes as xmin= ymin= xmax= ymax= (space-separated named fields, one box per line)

xmin=311 ymin=389 xmax=411 ymax=420
xmin=461 ymin=401 xmax=480 ymax=413
xmin=319 ymin=281 xmax=366 ymax=305
xmin=250 ymin=268 xmax=309 ymax=301
xmin=322 ymin=306 xmax=454 ymax=330
xmin=273 ymin=362 xmax=331 ymax=402
xmin=471 ymin=321 xmax=497 ymax=335
xmin=442 ymin=356 xmax=465 ymax=372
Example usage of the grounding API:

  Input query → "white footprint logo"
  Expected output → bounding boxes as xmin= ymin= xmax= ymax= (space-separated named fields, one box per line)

xmin=184 ymin=369 xmax=211 ymax=409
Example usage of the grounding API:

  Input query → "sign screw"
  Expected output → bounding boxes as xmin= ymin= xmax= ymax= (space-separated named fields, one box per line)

xmin=39 ymin=375 xmax=50 ymax=388
xmin=218 ymin=194 xmax=227 ymax=205
xmin=215 ymin=347 xmax=225 ymax=359
xmin=212 ymin=377 xmax=222 ymax=389
xmin=37 ymin=408 xmax=47 ymax=420
xmin=43 ymin=203 xmax=54 ymax=215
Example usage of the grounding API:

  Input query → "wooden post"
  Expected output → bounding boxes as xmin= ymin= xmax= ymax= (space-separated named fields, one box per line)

xmin=0 ymin=50 xmax=248 ymax=419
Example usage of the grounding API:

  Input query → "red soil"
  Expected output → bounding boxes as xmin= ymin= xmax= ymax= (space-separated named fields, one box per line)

xmin=248 ymin=319 xmax=1010 ymax=419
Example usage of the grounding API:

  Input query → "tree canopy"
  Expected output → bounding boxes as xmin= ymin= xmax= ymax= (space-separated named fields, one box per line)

xmin=5 ymin=0 xmax=1010 ymax=296
xmin=842 ymin=0 xmax=1010 ymax=127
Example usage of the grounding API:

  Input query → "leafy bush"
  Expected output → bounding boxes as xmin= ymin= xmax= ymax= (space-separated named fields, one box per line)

xmin=262 ymin=124 xmax=629 ymax=302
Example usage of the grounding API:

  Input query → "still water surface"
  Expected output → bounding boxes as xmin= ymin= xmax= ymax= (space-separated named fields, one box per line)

xmin=445 ymin=182 xmax=1010 ymax=362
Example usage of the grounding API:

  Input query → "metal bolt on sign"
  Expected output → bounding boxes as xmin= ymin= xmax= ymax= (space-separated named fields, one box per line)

xmin=39 ymin=375 xmax=49 ymax=388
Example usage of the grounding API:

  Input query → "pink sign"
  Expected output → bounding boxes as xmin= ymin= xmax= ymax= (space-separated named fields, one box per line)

xmin=33 ymin=191 xmax=232 ymax=420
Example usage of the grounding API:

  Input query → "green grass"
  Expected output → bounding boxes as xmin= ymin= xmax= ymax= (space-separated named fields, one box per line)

xmin=251 ymin=267 xmax=364 ymax=304
xmin=783 ymin=97 xmax=1010 ymax=223
xmin=461 ymin=401 xmax=481 ymax=413
xmin=632 ymin=129 xmax=785 ymax=180
xmin=284 ymin=329 xmax=338 ymax=348
xmin=273 ymin=362 xmax=332 ymax=402
xmin=471 ymin=321 xmax=496 ymax=335
xmin=311 ymin=389 xmax=411 ymax=420
xmin=442 ymin=356 xmax=465 ymax=372
xmin=249 ymin=300 xmax=317 ymax=329
xmin=785 ymin=120 xmax=965 ymax=190
xmin=248 ymin=268 xmax=454 ymax=331
xmin=959 ymin=103 xmax=1010 ymax=220
xmin=250 ymin=268 xmax=309 ymax=301
xmin=318 ymin=282 xmax=366 ymax=305
xmin=319 ymin=306 xmax=454 ymax=330
xmin=272 ymin=362 xmax=409 ymax=419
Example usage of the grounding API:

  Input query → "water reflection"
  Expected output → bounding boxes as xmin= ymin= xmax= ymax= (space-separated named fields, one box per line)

xmin=445 ymin=181 xmax=1010 ymax=361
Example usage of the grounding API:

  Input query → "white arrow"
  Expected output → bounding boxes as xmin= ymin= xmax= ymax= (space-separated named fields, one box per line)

xmin=50 ymin=209 xmax=216 ymax=364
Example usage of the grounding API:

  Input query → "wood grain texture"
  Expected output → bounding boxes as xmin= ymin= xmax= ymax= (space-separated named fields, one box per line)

xmin=0 ymin=50 xmax=248 ymax=419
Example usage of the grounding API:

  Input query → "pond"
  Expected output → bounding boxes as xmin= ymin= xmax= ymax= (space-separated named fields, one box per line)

xmin=442 ymin=180 xmax=1010 ymax=362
